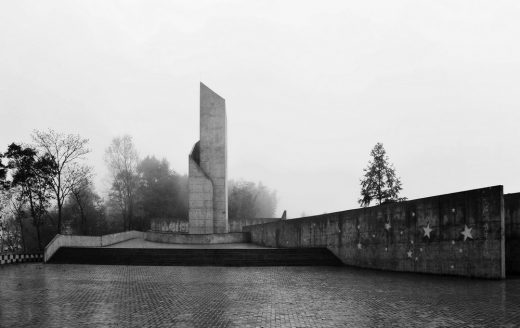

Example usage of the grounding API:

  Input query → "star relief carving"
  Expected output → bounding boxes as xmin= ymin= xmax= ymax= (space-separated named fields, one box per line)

xmin=423 ymin=223 xmax=433 ymax=238
xmin=407 ymin=250 xmax=413 ymax=258
xmin=461 ymin=225 xmax=473 ymax=241
xmin=384 ymin=221 xmax=391 ymax=231
xmin=357 ymin=242 xmax=362 ymax=250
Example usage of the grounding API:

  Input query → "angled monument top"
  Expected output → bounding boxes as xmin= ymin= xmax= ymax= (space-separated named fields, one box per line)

xmin=188 ymin=83 xmax=228 ymax=234
xmin=200 ymin=82 xmax=225 ymax=101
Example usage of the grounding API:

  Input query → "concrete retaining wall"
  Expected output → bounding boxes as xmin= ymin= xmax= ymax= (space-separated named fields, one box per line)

xmin=229 ymin=218 xmax=281 ymax=232
xmin=151 ymin=220 xmax=189 ymax=233
xmin=44 ymin=231 xmax=144 ymax=262
xmin=151 ymin=218 xmax=280 ymax=233
xmin=145 ymin=231 xmax=250 ymax=244
xmin=244 ymin=186 xmax=505 ymax=279
xmin=505 ymin=192 xmax=520 ymax=275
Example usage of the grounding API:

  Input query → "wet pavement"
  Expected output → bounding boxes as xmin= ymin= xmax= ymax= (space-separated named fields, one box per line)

xmin=1 ymin=263 xmax=519 ymax=327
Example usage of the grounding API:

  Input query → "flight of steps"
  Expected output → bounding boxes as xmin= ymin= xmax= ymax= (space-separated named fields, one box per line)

xmin=47 ymin=247 xmax=343 ymax=266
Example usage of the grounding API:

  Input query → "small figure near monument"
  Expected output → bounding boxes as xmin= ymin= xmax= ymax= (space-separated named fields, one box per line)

xmin=188 ymin=83 xmax=228 ymax=234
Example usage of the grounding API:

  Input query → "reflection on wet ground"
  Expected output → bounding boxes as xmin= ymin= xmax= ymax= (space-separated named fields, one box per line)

xmin=0 ymin=263 xmax=519 ymax=327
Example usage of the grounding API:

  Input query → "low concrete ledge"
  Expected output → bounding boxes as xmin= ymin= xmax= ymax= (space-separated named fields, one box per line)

xmin=101 ymin=230 xmax=144 ymax=247
xmin=145 ymin=231 xmax=251 ymax=244
xmin=44 ymin=231 xmax=144 ymax=262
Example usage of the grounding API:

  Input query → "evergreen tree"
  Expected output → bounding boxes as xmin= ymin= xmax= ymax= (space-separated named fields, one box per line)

xmin=3 ymin=143 xmax=57 ymax=250
xmin=359 ymin=143 xmax=404 ymax=207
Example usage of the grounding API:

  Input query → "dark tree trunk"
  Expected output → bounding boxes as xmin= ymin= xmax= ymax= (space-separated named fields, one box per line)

xmin=17 ymin=216 xmax=26 ymax=253
xmin=57 ymin=199 xmax=62 ymax=234
xmin=36 ymin=224 xmax=42 ymax=251
xmin=75 ymin=193 xmax=87 ymax=235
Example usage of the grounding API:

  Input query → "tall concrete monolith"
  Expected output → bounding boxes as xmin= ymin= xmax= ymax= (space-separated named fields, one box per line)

xmin=188 ymin=83 xmax=228 ymax=234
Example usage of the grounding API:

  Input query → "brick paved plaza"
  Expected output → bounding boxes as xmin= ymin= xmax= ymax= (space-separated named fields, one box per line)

xmin=1 ymin=264 xmax=519 ymax=327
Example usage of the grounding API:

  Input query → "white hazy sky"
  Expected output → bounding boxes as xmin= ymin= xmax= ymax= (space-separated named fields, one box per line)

xmin=1 ymin=0 xmax=519 ymax=218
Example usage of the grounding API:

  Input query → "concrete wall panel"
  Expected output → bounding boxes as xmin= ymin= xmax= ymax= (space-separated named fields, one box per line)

xmin=188 ymin=156 xmax=214 ymax=234
xmin=145 ymin=231 xmax=249 ymax=244
xmin=188 ymin=83 xmax=228 ymax=234
xmin=245 ymin=186 xmax=506 ymax=279
xmin=505 ymin=192 xmax=520 ymax=274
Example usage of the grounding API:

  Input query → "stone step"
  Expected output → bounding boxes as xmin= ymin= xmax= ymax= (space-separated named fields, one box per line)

xmin=47 ymin=247 xmax=343 ymax=266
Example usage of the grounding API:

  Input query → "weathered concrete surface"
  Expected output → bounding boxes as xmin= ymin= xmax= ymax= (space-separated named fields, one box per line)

xmin=505 ymin=192 xmax=520 ymax=275
xmin=150 ymin=219 xmax=189 ymax=233
xmin=245 ymin=186 xmax=506 ymax=279
xmin=151 ymin=217 xmax=279 ymax=233
xmin=189 ymin=83 xmax=228 ymax=234
xmin=107 ymin=238 xmax=268 ymax=249
xmin=188 ymin=147 xmax=214 ymax=234
xmin=44 ymin=235 xmax=100 ymax=262
xmin=230 ymin=218 xmax=280 ymax=232
xmin=101 ymin=231 xmax=145 ymax=247
xmin=44 ymin=231 xmax=144 ymax=262
xmin=145 ymin=231 xmax=249 ymax=244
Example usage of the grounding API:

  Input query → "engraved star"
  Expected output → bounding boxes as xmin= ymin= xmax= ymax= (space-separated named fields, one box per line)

xmin=384 ymin=222 xmax=391 ymax=231
xmin=357 ymin=243 xmax=362 ymax=249
xmin=461 ymin=225 xmax=473 ymax=241
xmin=407 ymin=250 xmax=413 ymax=258
xmin=423 ymin=224 xmax=433 ymax=238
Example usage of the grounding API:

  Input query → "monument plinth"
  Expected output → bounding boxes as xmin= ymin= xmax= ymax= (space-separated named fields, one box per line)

xmin=188 ymin=83 xmax=228 ymax=234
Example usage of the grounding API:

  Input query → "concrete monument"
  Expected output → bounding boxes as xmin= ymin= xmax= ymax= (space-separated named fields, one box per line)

xmin=188 ymin=83 xmax=228 ymax=234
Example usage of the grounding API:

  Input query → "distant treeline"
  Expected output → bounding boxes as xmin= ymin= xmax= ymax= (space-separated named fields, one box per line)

xmin=0 ymin=130 xmax=277 ymax=252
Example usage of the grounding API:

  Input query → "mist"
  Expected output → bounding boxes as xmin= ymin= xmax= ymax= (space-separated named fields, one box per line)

xmin=1 ymin=0 xmax=519 ymax=218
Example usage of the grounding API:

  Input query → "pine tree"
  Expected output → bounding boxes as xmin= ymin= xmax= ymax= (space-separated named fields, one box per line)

xmin=359 ymin=143 xmax=404 ymax=207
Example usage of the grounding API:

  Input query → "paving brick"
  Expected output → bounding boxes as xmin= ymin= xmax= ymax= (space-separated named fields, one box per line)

xmin=0 ymin=264 xmax=519 ymax=327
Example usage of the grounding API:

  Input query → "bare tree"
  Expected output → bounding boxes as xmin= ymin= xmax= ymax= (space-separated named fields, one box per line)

xmin=32 ymin=129 xmax=90 ymax=233
xmin=69 ymin=165 xmax=93 ymax=234
xmin=105 ymin=135 xmax=139 ymax=231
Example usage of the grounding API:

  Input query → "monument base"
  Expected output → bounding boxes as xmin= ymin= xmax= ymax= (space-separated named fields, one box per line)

xmin=145 ymin=231 xmax=250 ymax=244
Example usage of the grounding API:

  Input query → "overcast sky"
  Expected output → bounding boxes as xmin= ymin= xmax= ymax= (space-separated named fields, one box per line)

xmin=1 ymin=0 xmax=519 ymax=217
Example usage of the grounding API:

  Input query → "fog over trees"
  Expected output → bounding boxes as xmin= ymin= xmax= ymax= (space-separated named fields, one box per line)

xmin=0 ymin=130 xmax=278 ymax=252
xmin=228 ymin=180 xmax=277 ymax=220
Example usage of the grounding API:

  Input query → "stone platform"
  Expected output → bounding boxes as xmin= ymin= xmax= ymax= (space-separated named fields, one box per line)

xmin=106 ymin=238 xmax=266 ymax=249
